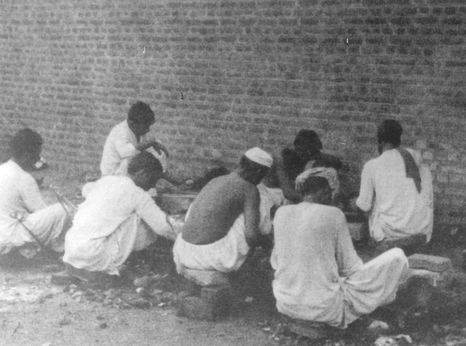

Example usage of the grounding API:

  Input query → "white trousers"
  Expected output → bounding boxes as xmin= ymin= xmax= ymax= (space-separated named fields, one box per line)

xmin=173 ymin=215 xmax=250 ymax=273
xmin=64 ymin=214 xmax=157 ymax=275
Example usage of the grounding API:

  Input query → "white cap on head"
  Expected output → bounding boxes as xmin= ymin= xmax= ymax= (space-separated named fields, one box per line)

xmin=244 ymin=147 xmax=273 ymax=168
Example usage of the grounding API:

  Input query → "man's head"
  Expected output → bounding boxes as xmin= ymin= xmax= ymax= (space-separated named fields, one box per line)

xmin=293 ymin=129 xmax=323 ymax=158
xmin=127 ymin=152 xmax=163 ymax=191
xmin=377 ymin=119 xmax=403 ymax=153
xmin=10 ymin=128 xmax=43 ymax=170
xmin=127 ymin=101 xmax=155 ymax=137
xmin=238 ymin=147 xmax=273 ymax=185
xmin=295 ymin=167 xmax=338 ymax=205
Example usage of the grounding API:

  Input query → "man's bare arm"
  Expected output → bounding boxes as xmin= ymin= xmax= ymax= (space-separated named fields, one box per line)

xmin=137 ymin=140 xmax=169 ymax=157
xmin=242 ymin=186 xmax=261 ymax=247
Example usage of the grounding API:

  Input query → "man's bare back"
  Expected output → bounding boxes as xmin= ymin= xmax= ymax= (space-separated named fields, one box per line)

xmin=182 ymin=172 xmax=259 ymax=245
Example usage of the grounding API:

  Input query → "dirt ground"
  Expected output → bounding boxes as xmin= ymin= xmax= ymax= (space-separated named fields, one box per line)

xmin=3 ymin=176 xmax=466 ymax=346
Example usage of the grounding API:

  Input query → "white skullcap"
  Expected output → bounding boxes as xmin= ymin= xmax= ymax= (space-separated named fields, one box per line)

xmin=295 ymin=167 xmax=339 ymax=193
xmin=244 ymin=147 xmax=273 ymax=168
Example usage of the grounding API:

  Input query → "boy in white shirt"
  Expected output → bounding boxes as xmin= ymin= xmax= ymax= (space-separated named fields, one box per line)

xmin=64 ymin=152 xmax=178 ymax=276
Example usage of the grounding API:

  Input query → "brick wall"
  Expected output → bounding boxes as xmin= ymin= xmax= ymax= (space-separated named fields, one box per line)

xmin=0 ymin=0 xmax=464 ymax=235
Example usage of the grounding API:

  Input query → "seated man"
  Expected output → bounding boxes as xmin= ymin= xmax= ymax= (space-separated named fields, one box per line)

xmin=0 ymin=129 xmax=69 ymax=257
xmin=356 ymin=119 xmax=433 ymax=243
xmin=268 ymin=129 xmax=343 ymax=202
xmin=272 ymin=167 xmax=409 ymax=329
xmin=64 ymin=152 xmax=178 ymax=276
xmin=100 ymin=101 xmax=182 ymax=186
xmin=173 ymin=147 xmax=272 ymax=273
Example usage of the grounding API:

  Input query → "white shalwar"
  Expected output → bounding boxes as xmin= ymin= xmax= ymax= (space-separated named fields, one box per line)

xmin=0 ymin=160 xmax=68 ymax=254
xmin=356 ymin=148 xmax=433 ymax=242
xmin=63 ymin=176 xmax=176 ymax=275
xmin=173 ymin=215 xmax=250 ymax=273
xmin=272 ymin=203 xmax=408 ymax=329
xmin=100 ymin=120 xmax=167 ymax=176
xmin=257 ymin=183 xmax=285 ymax=235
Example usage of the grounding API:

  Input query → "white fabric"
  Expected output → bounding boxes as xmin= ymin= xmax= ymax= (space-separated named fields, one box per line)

xmin=244 ymin=147 xmax=273 ymax=168
xmin=100 ymin=120 xmax=167 ymax=176
xmin=356 ymin=148 xmax=433 ymax=242
xmin=296 ymin=167 xmax=340 ymax=197
xmin=63 ymin=175 xmax=175 ymax=275
xmin=173 ymin=214 xmax=250 ymax=273
xmin=257 ymin=183 xmax=285 ymax=235
xmin=0 ymin=160 xmax=68 ymax=254
xmin=272 ymin=203 xmax=408 ymax=329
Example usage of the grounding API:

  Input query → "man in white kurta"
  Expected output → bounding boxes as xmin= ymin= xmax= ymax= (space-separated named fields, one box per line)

xmin=100 ymin=101 xmax=167 ymax=176
xmin=356 ymin=120 xmax=433 ymax=242
xmin=272 ymin=168 xmax=409 ymax=329
xmin=64 ymin=153 xmax=177 ymax=275
xmin=0 ymin=160 xmax=68 ymax=255
xmin=0 ymin=129 xmax=69 ymax=256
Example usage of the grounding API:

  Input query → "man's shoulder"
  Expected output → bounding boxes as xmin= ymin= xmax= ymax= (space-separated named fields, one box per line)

xmin=108 ymin=121 xmax=128 ymax=137
xmin=97 ymin=175 xmax=139 ymax=192
xmin=315 ymin=203 xmax=345 ymax=216
xmin=361 ymin=154 xmax=384 ymax=173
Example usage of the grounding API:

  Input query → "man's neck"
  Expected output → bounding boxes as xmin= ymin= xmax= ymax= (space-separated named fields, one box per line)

xmin=302 ymin=195 xmax=318 ymax=204
xmin=235 ymin=169 xmax=257 ymax=185
xmin=11 ymin=157 xmax=28 ymax=171
xmin=380 ymin=143 xmax=397 ymax=154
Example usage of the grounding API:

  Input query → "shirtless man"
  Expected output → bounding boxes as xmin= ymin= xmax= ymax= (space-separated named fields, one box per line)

xmin=173 ymin=147 xmax=273 ymax=273
xmin=266 ymin=129 xmax=343 ymax=203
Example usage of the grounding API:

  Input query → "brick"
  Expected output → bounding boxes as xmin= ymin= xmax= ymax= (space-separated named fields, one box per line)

xmin=177 ymin=296 xmax=216 ymax=321
xmin=376 ymin=233 xmax=427 ymax=253
xmin=408 ymin=254 xmax=452 ymax=272
xmin=282 ymin=316 xmax=329 ymax=340
xmin=181 ymin=269 xmax=230 ymax=287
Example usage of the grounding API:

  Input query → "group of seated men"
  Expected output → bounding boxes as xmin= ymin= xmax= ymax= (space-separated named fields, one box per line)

xmin=0 ymin=100 xmax=434 ymax=329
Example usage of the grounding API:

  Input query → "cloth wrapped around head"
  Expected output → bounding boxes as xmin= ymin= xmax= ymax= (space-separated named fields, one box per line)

xmin=295 ymin=167 xmax=339 ymax=195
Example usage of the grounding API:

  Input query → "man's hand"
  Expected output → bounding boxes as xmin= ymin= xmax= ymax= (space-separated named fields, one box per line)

xmin=149 ymin=140 xmax=169 ymax=157
xmin=138 ymin=139 xmax=169 ymax=157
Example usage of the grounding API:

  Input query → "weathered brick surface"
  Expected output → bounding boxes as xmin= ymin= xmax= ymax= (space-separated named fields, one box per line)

xmin=181 ymin=269 xmax=230 ymax=287
xmin=408 ymin=253 xmax=452 ymax=272
xmin=0 ymin=0 xmax=464 ymax=235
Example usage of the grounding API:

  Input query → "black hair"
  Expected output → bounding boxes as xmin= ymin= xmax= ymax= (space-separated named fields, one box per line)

xmin=377 ymin=119 xmax=402 ymax=147
xmin=10 ymin=128 xmax=43 ymax=159
xmin=293 ymin=129 xmax=323 ymax=152
xmin=127 ymin=101 xmax=155 ymax=124
xmin=128 ymin=151 xmax=163 ymax=176
xmin=239 ymin=155 xmax=269 ymax=177
xmin=299 ymin=176 xmax=330 ymax=196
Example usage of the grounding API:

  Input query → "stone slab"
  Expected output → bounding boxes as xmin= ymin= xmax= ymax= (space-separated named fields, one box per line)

xmin=376 ymin=233 xmax=427 ymax=252
xmin=177 ymin=296 xmax=216 ymax=321
xmin=200 ymin=285 xmax=232 ymax=303
xmin=404 ymin=268 xmax=440 ymax=287
xmin=408 ymin=254 xmax=452 ymax=272
xmin=402 ymin=268 xmax=454 ymax=288
xmin=181 ymin=269 xmax=230 ymax=287
xmin=285 ymin=319 xmax=329 ymax=340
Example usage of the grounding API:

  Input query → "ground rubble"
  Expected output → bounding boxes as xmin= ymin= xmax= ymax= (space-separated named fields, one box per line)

xmin=40 ymin=242 xmax=466 ymax=346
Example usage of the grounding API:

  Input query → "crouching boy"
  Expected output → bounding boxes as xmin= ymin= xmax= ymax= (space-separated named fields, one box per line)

xmin=64 ymin=152 xmax=178 ymax=276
